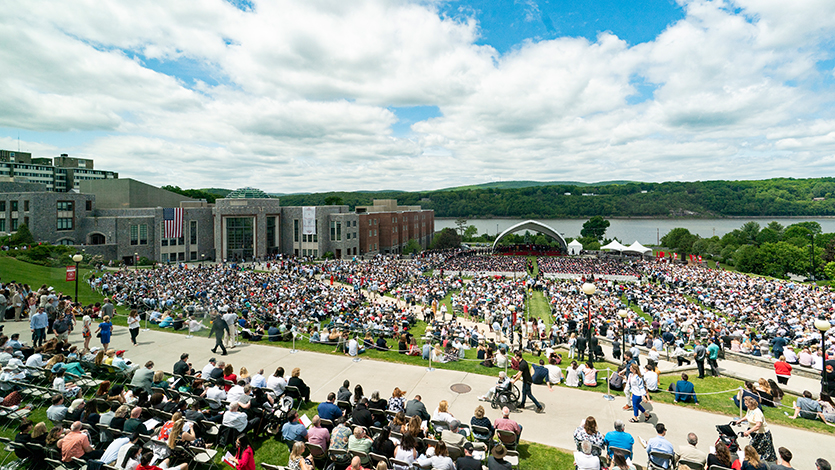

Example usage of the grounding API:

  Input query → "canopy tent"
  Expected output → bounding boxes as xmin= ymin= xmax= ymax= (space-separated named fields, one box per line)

xmin=567 ymin=239 xmax=583 ymax=255
xmin=600 ymin=240 xmax=628 ymax=252
xmin=624 ymin=241 xmax=652 ymax=254
xmin=492 ymin=220 xmax=568 ymax=252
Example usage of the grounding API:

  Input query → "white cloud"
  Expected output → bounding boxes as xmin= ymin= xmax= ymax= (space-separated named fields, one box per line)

xmin=0 ymin=0 xmax=834 ymax=193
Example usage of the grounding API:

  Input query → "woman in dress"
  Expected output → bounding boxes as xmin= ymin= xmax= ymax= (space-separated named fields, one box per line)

xmin=229 ymin=434 xmax=255 ymax=470
xmin=287 ymin=440 xmax=312 ymax=470
xmin=95 ymin=315 xmax=113 ymax=351
xmin=573 ymin=416 xmax=605 ymax=456
xmin=388 ymin=387 xmax=406 ymax=414
xmin=127 ymin=310 xmax=140 ymax=346
xmin=733 ymin=396 xmax=776 ymax=461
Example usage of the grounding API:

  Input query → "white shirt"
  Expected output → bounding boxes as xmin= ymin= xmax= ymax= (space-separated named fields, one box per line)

xmin=644 ymin=371 xmax=659 ymax=391
xmin=574 ymin=451 xmax=600 ymax=470
xmin=201 ymin=362 xmax=216 ymax=378
xmin=25 ymin=353 xmax=44 ymax=368
xmin=227 ymin=385 xmax=246 ymax=404
xmin=545 ymin=364 xmax=562 ymax=383
xmin=206 ymin=386 xmax=227 ymax=407
xmin=266 ymin=375 xmax=286 ymax=395
xmin=222 ymin=410 xmax=248 ymax=433
xmin=101 ymin=436 xmax=130 ymax=464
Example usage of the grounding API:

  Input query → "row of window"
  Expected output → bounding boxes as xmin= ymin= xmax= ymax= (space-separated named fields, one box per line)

xmin=160 ymin=221 xmax=198 ymax=246
xmin=130 ymin=224 xmax=149 ymax=245
xmin=301 ymin=249 xmax=318 ymax=257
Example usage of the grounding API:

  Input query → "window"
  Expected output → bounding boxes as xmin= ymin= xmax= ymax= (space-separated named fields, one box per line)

xmin=294 ymin=219 xmax=299 ymax=243
xmin=313 ymin=249 xmax=318 ymax=258
xmin=178 ymin=252 xmax=185 ymax=261
xmin=140 ymin=224 xmax=148 ymax=245
xmin=330 ymin=221 xmax=342 ymax=241
xmin=23 ymin=200 xmax=29 ymax=211
xmin=161 ymin=253 xmax=169 ymax=262
xmin=190 ymin=220 xmax=198 ymax=245
xmin=86 ymin=200 xmax=92 ymax=211
xmin=266 ymin=217 xmax=276 ymax=252
xmin=11 ymin=219 xmax=18 ymax=231
xmin=369 ymin=230 xmax=372 ymax=237
xmin=0 ymin=219 xmax=4 ymax=231
xmin=10 ymin=201 xmax=18 ymax=212
xmin=178 ymin=235 xmax=184 ymax=246
xmin=161 ymin=226 xmax=168 ymax=246
xmin=56 ymin=201 xmax=72 ymax=211
xmin=24 ymin=216 xmax=28 ymax=226
xmin=57 ymin=218 xmax=73 ymax=230
xmin=131 ymin=225 xmax=139 ymax=245
xmin=0 ymin=201 xmax=4 ymax=211
xmin=190 ymin=251 xmax=197 ymax=261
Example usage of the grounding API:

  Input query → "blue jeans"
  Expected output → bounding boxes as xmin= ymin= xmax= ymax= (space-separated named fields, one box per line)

xmin=520 ymin=382 xmax=541 ymax=409
xmin=632 ymin=394 xmax=646 ymax=417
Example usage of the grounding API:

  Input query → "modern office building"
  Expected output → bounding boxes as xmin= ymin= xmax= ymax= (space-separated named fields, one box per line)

xmin=0 ymin=150 xmax=118 ymax=192
xmin=355 ymin=199 xmax=434 ymax=254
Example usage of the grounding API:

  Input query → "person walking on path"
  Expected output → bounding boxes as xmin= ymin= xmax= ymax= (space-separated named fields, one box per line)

xmin=209 ymin=314 xmax=229 ymax=356
xmin=694 ymin=340 xmax=707 ymax=379
xmin=95 ymin=315 xmax=113 ymax=351
xmin=628 ymin=363 xmax=651 ymax=423
xmin=707 ymin=339 xmax=721 ymax=377
xmin=512 ymin=351 xmax=543 ymax=413
xmin=127 ymin=310 xmax=141 ymax=346
xmin=223 ymin=311 xmax=238 ymax=349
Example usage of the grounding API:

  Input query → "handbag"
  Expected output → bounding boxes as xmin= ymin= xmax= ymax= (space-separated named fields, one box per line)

xmin=96 ymin=332 xmax=102 ymax=338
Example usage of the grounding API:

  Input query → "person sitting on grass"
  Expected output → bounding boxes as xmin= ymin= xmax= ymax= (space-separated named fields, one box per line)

xmin=787 ymin=390 xmax=835 ymax=425
xmin=668 ymin=373 xmax=698 ymax=404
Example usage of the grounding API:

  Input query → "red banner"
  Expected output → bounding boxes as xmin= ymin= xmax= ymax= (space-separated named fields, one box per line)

xmin=66 ymin=266 xmax=76 ymax=282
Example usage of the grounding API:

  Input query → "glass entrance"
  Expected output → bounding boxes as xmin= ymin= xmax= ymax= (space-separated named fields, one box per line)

xmin=226 ymin=217 xmax=254 ymax=261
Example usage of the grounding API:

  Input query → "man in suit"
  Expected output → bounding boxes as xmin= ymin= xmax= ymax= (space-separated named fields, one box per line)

xmin=129 ymin=361 xmax=155 ymax=393
xmin=209 ymin=314 xmax=229 ymax=355
xmin=404 ymin=395 xmax=430 ymax=421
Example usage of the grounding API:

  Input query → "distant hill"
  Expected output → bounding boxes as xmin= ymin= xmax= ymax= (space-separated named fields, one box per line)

xmin=440 ymin=180 xmax=635 ymax=191
xmin=201 ymin=188 xmax=232 ymax=197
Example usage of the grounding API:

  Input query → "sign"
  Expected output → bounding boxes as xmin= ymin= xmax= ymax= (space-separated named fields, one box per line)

xmin=66 ymin=266 xmax=76 ymax=282
xmin=302 ymin=207 xmax=316 ymax=235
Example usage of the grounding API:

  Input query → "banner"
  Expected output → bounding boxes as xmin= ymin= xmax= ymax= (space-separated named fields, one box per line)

xmin=302 ymin=207 xmax=316 ymax=235
xmin=66 ymin=266 xmax=76 ymax=282
xmin=163 ymin=208 xmax=183 ymax=238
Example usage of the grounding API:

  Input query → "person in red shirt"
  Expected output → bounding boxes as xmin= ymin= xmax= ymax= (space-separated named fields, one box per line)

xmin=227 ymin=434 xmax=255 ymax=470
xmin=223 ymin=364 xmax=237 ymax=392
xmin=774 ymin=355 xmax=792 ymax=385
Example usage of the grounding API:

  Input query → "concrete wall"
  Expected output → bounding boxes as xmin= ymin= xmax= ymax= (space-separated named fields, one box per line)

xmin=80 ymin=179 xmax=196 ymax=209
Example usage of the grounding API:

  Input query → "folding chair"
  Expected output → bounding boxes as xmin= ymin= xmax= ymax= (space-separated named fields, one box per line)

xmin=505 ymin=449 xmax=520 ymax=470
xmin=471 ymin=425 xmax=493 ymax=450
xmin=678 ymin=460 xmax=705 ymax=470
xmin=707 ymin=466 xmax=733 ymax=470
xmin=496 ymin=429 xmax=518 ymax=450
xmin=369 ymin=452 xmax=390 ymax=468
xmin=305 ymin=442 xmax=327 ymax=468
xmin=446 ymin=445 xmax=463 ymax=461
xmin=649 ymin=451 xmax=675 ymax=470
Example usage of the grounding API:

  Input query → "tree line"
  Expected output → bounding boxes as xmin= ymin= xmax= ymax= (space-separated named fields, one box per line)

xmin=274 ymin=177 xmax=835 ymax=218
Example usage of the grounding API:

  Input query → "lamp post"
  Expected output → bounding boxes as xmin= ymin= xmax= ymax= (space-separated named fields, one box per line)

xmin=134 ymin=252 xmax=138 ymax=268
xmin=582 ymin=282 xmax=596 ymax=368
xmin=816 ymin=318 xmax=831 ymax=392
xmin=618 ymin=309 xmax=628 ymax=359
xmin=72 ymin=253 xmax=83 ymax=303
xmin=201 ymin=253 xmax=205 ymax=266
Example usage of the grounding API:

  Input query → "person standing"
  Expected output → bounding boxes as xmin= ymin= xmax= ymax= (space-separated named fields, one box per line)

xmin=707 ymin=339 xmax=720 ymax=377
xmin=127 ymin=310 xmax=141 ymax=346
xmin=30 ymin=306 xmax=48 ymax=348
xmin=95 ymin=316 xmax=113 ymax=351
xmin=733 ymin=396 xmax=776 ymax=462
xmin=209 ymin=314 xmax=229 ymax=356
xmin=774 ymin=355 xmax=792 ymax=385
xmin=694 ymin=340 xmax=707 ymax=379
xmin=12 ymin=288 xmax=23 ymax=321
xmin=223 ymin=311 xmax=238 ymax=349
xmin=512 ymin=351 xmax=543 ymax=413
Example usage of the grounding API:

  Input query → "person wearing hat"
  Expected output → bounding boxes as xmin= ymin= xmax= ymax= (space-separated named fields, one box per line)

xmin=456 ymin=442 xmax=482 ymax=470
xmin=488 ymin=444 xmax=512 ymax=470
xmin=112 ymin=350 xmax=131 ymax=371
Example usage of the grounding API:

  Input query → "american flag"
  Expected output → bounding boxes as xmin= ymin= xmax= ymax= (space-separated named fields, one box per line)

xmin=163 ymin=208 xmax=183 ymax=238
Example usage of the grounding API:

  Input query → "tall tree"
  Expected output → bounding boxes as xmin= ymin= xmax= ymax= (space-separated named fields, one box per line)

xmin=580 ymin=216 xmax=610 ymax=241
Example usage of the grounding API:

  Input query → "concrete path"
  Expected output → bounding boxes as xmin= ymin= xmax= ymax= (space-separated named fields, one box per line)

xmin=5 ymin=319 xmax=832 ymax=469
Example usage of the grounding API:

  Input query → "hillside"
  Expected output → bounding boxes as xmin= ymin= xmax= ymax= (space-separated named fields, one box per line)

xmin=170 ymin=177 xmax=835 ymax=219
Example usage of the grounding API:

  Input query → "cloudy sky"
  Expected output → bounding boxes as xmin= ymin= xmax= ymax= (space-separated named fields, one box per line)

xmin=2 ymin=0 xmax=835 ymax=193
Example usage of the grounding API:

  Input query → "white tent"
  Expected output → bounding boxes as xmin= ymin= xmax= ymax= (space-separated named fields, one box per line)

xmin=568 ymin=239 xmax=583 ymax=255
xmin=624 ymin=241 xmax=652 ymax=254
xmin=600 ymin=240 xmax=628 ymax=252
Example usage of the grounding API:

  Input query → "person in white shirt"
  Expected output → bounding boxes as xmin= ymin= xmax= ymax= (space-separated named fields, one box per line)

xmin=101 ymin=434 xmax=136 ymax=465
xmin=479 ymin=371 xmax=511 ymax=401
xmin=575 ymin=440 xmax=601 ymax=470
xmin=266 ymin=367 xmax=287 ymax=395
xmin=203 ymin=382 xmax=227 ymax=410
xmin=222 ymin=402 xmax=250 ymax=433
xmin=222 ymin=312 xmax=238 ymax=348
xmin=227 ymin=380 xmax=248 ymax=405
xmin=250 ymin=369 xmax=267 ymax=389
xmin=643 ymin=365 xmax=659 ymax=393
xmin=545 ymin=363 xmax=563 ymax=384
xmin=201 ymin=359 xmax=217 ymax=378
xmin=25 ymin=352 xmax=44 ymax=368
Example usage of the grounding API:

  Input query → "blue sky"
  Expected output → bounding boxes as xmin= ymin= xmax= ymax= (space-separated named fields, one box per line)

xmin=2 ymin=0 xmax=835 ymax=192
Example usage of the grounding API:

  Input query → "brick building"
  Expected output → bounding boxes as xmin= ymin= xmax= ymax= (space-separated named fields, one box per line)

xmin=356 ymin=199 xmax=434 ymax=255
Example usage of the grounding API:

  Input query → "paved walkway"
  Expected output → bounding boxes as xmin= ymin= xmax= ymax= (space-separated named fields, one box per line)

xmin=6 ymin=318 xmax=831 ymax=469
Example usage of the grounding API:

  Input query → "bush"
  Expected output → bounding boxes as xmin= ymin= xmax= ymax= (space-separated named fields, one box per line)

xmin=322 ymin=251 xmax=335 ymax=260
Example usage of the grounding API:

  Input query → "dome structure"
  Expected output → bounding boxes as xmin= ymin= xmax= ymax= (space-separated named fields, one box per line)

xmin=226 ymin=187 xmax=271 ymax=199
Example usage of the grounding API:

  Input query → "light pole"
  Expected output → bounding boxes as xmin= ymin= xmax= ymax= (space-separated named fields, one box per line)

xmin=134 ymin=252 xmax=138 ymax=268
xmin=72 ymin=253 xmax=83 ymax=303
xmin=582 ymin=282 xmax=596 ymax=368
xmin=618 ymin=308 xmax=628 ymax=359
xmin=201 ymin=253 xmax=205 ymax=266
xmin=816 ymin=318 xmax=831 ymax=392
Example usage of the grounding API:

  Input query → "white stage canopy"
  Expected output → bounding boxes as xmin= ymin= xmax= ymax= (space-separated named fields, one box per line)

xmin=600 ymin=240 xmax=628 ymax=252
xmin=624 ymin=241 xmax=652 ymax=254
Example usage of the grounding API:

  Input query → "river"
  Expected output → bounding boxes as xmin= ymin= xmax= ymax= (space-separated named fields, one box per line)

xmin=434 ymin=217 xmax=835 ymax=244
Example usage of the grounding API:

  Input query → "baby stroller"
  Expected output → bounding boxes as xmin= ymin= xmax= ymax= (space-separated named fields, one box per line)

xmin=264 ymin=395 xmax=296 ymax=436
xmin=715 ymin=421 xmax=742 ymax=453
xmin=491 ymin=383 xmax=521 ymax=411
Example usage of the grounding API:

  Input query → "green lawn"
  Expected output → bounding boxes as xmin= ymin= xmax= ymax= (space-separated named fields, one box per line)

xmin=654 ymin=374 xmax=835 ymax=435
xmin=527 ymin=289 xmax=553 ymax=328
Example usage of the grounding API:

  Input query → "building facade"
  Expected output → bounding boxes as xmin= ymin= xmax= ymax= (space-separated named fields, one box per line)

xmin=356 ymin=199 xmax=434 ymax=255
xmin=1 ymin=182 xmax=429 ymax=263
xmin=0 ymin=151 xmax=118 ymax=192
